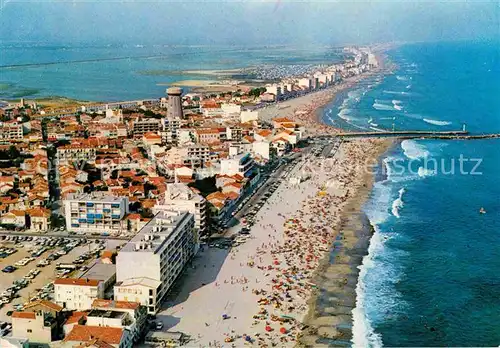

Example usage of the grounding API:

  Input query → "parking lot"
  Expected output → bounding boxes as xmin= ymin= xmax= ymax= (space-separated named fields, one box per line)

xmin=0 ymin=235 xmax=123 ymax=324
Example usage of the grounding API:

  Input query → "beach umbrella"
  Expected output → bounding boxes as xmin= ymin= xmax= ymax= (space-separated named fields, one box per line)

xmin=265 ymin=325 xmax=273 ymax=332
xmin=280 ymin=327 xmax=288 ymax=334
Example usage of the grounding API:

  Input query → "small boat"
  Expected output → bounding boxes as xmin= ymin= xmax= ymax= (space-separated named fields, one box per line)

xmin=479 ymin=207 xmax=486 ymax=214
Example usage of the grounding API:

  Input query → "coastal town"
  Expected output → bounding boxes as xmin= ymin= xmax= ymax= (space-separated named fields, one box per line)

xmin=0 ymin=46 xmax=383 ymax=347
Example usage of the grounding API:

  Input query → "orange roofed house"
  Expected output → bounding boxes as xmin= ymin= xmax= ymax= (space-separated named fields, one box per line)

xmin=64 ymin=325 xmax=132 ymax=348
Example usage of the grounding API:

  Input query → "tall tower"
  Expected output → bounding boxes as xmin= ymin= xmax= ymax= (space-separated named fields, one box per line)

xmin=166 ymin=87 xmax=184 ymax=119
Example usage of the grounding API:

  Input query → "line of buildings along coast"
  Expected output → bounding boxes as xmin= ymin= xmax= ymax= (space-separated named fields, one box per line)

xmin=0 ymin=47 xmax=376 ymax=347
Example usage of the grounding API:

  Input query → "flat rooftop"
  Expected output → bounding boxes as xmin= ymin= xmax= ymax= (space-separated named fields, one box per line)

xmin=87 ymin=309 xmax=126 ymax=320
xmin=79 ymin=262 xmax=116 ymax=283
xmin=65 ymin=192 xmax=126 ymax=203
xmin=120 ymin=210 xmax=191 ymax=254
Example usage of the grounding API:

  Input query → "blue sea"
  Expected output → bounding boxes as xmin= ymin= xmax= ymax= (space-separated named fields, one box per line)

xmin=0 ymin=43 xmax=341 ymax=101
xmin=322 ymin=41 xmax=500 ymax=346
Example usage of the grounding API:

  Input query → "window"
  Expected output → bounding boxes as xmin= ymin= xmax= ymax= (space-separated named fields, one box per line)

xmin=149 ymin=289 xmax=153 ymax=296
xmin=27 ymin=329 xmax=32 ymax=333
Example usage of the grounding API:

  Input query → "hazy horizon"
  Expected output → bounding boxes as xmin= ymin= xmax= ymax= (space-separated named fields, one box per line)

xmin=0 ymin=1 xmax=498 ymax=46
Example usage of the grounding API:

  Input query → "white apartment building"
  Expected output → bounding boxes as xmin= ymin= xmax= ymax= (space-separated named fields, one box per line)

xmin=56 ymin=145 xmax=96 ymax=165
xmin=153 ymin=182 xmax=207 ymax=241
xmin=63 ymin=193 xmax=129 ymax=234
xmin=220 ymin=153 xmax=255 ymax=178
xmin=297 ymin=77 xmax=313 ymax=90
xmin=54 ymin=278 xmax=104 ymax=311
xmin=187 ymin=144 xmax=215 ymax=165
xmin=0 ymin=121 xmax=23 ymax=140
xmin=162 ymin=117 xmax=182 ymax=144
xmin=132 ymin=118 xmax=160 ymax=136
xmin=265 ymin=84 xmax=282 ymax=97
xmin=115 ymin=210 xmax=196 ymax=314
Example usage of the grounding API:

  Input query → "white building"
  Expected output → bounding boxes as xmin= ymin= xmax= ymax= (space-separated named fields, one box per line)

xmin=153 ymin=182 xmax=207 ymax=242
xmin=113 ymin=277 xmax=161 ymax=315
xmin=0 ymin=121 xmax=23 ymax=140
xmin=297 ymin=77 xmax=313 ymax=90
xmin=240 ymin=110 xmax=259 ymax=123
xmin=54 ymin=278 xmax=104 ymax=311
xmin=63 ymin=193 xmax=129 ymax=234
xmin=220 ymin=153 xmax=255 ymax=178
xmin=162 ymin=117 xmax=182 ymax=144
xmin=115 ymin=210 xmax=196 ymax=314
xmin=252 ymin=141 xmax=270 ymax=160
xmin=132 ymin=118 xmax=160 ymax=136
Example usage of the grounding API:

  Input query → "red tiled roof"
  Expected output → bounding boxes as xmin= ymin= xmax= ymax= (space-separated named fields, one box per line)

xmin=65 ymin=311 xmax=87 ymax=325
xmin=256 ymin=129 xmax=272 ymax=137
xmin=12 ymin=311 xmax=36 ymax=319
xmin=24 ymin=299 xmax=63 ymax=312
xmin=64 ymin=325 xmax=124 ymax=344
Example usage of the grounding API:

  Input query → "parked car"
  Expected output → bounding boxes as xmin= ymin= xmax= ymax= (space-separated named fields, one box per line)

xmin=2 ymin=266 xmax=16 ymax=273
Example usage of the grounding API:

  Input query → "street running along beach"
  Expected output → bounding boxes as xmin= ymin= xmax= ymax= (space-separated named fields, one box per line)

xmin=159 ymin=55 xmax=393 ymax=347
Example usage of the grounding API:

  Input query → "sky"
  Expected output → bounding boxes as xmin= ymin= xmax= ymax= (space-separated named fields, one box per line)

xmin=0 ymin=0 xmax=498 ymax=45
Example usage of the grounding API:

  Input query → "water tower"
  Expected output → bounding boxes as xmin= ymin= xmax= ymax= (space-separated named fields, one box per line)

xmin=166 ymin=87 xmax=184 ymax=119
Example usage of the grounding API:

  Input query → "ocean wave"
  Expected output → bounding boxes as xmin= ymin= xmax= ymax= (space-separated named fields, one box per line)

xmin=391 ymin=188 xmax=405 ymax=218
xmin=370 ymin=122 xmax=379 ymax=127
xmin=337 ymin=108 xmax=352 ymax=121
xmin=401 ymin=113 xmax=423 ymax=120
xmin=423 ymin=118 xmax=452 ymax=126
xmin=406 ymin=84 xmax=412 ymax=89
xmin=418 ymin=166 xmax=436 ymax=177
xmin=393 ymin=105 xmax=403 ymax=111
xmin=396 ymin=75 xmax=411 ymax=81
xmin=352 ymin=227 xmax=385 ymax=348
xmin=383 ymin=90 xmax=411 ymax=96
xmin=401 ymin=140 xmax=429 ymax=160
xmin=373 ymin=103 xmax=394 ymax=111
